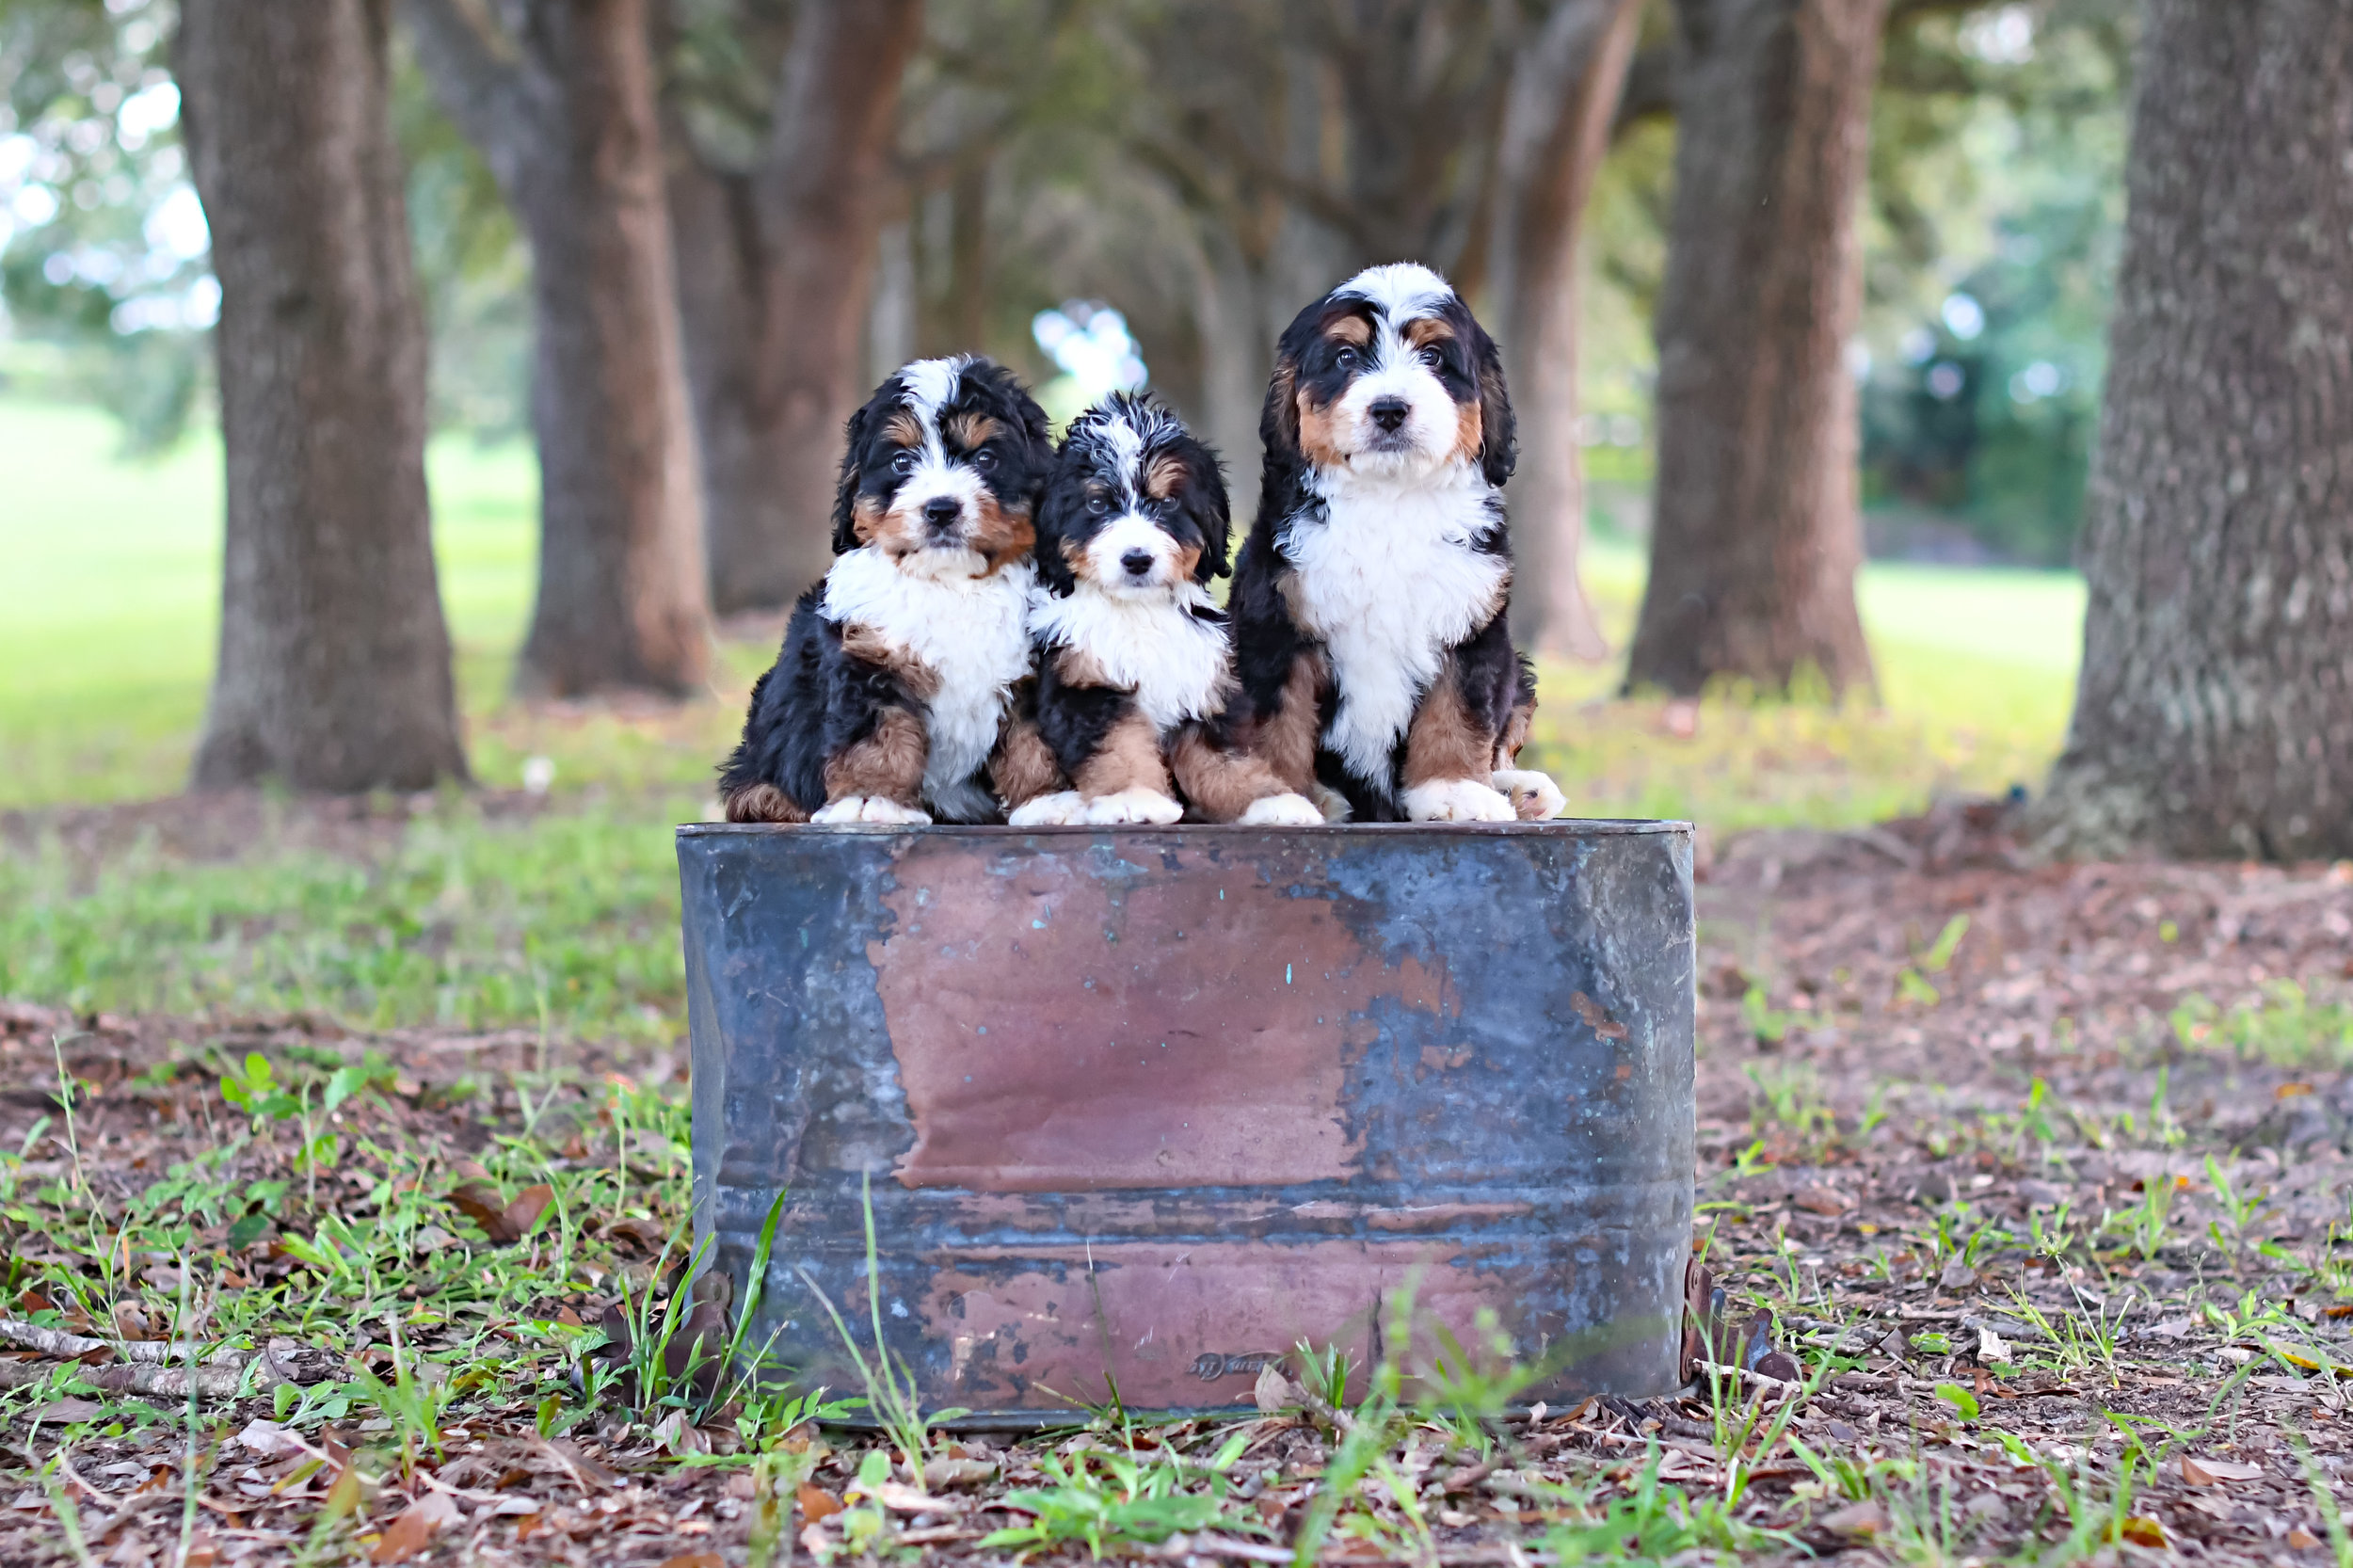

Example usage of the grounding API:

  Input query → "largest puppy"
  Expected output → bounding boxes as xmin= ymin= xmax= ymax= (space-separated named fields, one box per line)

xmin=1223 ymin=264 xmax=1566 ymax=823
xmin=718 ymin=356 xmax=1063 ymax=825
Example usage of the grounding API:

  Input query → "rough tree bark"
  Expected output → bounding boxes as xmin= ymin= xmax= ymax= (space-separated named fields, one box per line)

xmin=666 ymin=0 xmax=923 ymax=614
xmin=1489 ymin=0 xmax=1645 ymax=663
xmin=1624 ymin=0 xmax=1883 ymax=697
xmin=2035 ymin=0 xmax=2353 ymax=861
xmin=406 ymin=0 xmax=711 ymax=696
xmin=179 ymin=0 xmax=468 ymax=792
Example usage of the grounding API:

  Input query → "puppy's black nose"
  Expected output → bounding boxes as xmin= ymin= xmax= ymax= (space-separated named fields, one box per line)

xmin=921 ymin=497 xmax=962 ymax=528
xmin=1369 ymin=397 xmax=1410 ymax=433
xmin=1121 ymin=550 xmax=1156 ymax=578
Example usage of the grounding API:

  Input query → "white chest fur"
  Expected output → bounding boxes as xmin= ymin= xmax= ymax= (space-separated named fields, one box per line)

xmin=1282 ymin=464 xmax=1509 ymax=783
xmin=1028 ymin=584 xmax=1229 ymax=734
xmin=822 ymin=547 xmax=1034 ymax=817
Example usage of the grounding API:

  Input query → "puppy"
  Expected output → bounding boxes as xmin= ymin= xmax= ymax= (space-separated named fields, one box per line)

xmin=1011 ymin=394 xmax=1322 ymax=828
xmin=1220 ymin=264 xmax=1567 ymax=824
xmin=718 ymin=356 xmax=1067 ymax=825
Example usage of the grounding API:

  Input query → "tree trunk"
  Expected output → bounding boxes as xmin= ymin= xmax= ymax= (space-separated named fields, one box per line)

xmin=1490 ymin=0 xmax=1645 ymax=664
xmin=2034 ymin=0 xmax=2353 ymax=862
xmin=671 ymin=0 xmax=923 ymax=615
xmin=180 ymin=0 xmax=468 ymax=792
xmin=1624 ymin=0 xmax=1883 ymax=698
xmin=407 ymin=0 xmax=711 ymax=696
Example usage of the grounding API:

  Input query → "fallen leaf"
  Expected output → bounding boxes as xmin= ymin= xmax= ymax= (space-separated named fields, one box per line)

xmin=797 ymin=1485 xmax=842 ymax=1522
xmin=235 ymin=1418 xmax=305 ymax=1458
xmin=29 ymin=1399 xmax=104 ymax=1425
xmin=656 ymin=1554 xmax=725 ymax=1568
xmin=1977 ymin=1327 xmax=2012 ymax=1365
xmin=371 ymin=1491 xmax=461 ymax=1562
xmin=2289 ymin=1527 xmax=2322 ymax=1550
xmin=876 ymin=1481 xmax=958 ymax=1513
xmin=1254 ymin=1364 xmax=1298 ymax=1413
xmin=1821 ymin=1500 xmax=1886 ymax=1540
xmin=2117 ymin=1516 xmax=2167 ymax=1549
xmin=922 ymin=1455 xmax=999 ymax=1490
xmin=447 ymin=1181 xmax=553 ymax=1244
xmin=2181 ymin=1456 xmax=2265 ymax=1485
xmin=1793 ymin=1184 xmax=1850 ymax=1216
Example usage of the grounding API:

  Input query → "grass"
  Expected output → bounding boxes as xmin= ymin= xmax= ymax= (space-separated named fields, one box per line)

xmin=1 ymin=395 xmax=2089 ymax=1041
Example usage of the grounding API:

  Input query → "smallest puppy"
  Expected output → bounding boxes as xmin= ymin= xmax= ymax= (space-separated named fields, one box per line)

xmin=1014 ymin=394 xmax=1322 ymax=828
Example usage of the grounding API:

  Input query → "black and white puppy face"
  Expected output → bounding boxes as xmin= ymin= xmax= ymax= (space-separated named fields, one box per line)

xmin=1036 ymin=393 xmax=1230 ymax=600
xmin=1268 ymin=263 xmax=1515 ymax=488
xmin=830 ymin=355 xmax=1055 ymax=579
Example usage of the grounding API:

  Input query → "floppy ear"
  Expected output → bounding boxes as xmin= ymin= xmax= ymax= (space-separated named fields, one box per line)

xmin=1032 ymin=445 xmax=1081 ymax=598
xmin=830 ymin=395 xmax=877 ymax=555
xmin=1471 ymin=320 xmax=1516 ymax=488
xmin=1257 ymin=299 xmax=1325 ymax=468
xmin=1188 ymin=442 xmax=1234 ymax=583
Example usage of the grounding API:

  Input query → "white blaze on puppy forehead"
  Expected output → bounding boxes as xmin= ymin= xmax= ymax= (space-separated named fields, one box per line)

xmin=1334 ymin=263 xmax=1455 ymax=323
xmin=898 ymin=355 xmax=971 ymax=427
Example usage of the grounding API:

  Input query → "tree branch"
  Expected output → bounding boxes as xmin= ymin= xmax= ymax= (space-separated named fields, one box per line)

xmin=401 ymin=0 xmax=538 ymax=194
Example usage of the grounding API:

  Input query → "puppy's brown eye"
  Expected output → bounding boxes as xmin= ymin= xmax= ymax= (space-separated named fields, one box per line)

xmin=971 ymin=449 xmax=998 ymax=472
xmin=1417 ymin=345 xmax=1444 ymax=368
xmin=1336 ymin=346 xmax=1358 ymax=369
xmin=1086 ymin=494 xmax=1110 ymax=516
xmin=889 ymin=450 xmax=918 ymax=476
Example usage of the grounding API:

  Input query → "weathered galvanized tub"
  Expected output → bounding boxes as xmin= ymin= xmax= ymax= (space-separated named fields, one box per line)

xmin=682 ymin=821 xmax=1694 ymax=1422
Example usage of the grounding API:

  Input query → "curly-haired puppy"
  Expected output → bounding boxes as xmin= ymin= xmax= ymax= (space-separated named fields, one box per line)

xmin=1010 ymin=394 xmax=1322 ymax=828
xmin=718 ymin=356 xmax=1067 ymax=825
xmin=1220 ymin=264 xmax=1567 ymax=824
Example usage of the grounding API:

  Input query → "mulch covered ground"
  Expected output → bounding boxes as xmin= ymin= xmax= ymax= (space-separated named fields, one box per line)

xmin=2 ymin=799 xmax=2349 ymax=1564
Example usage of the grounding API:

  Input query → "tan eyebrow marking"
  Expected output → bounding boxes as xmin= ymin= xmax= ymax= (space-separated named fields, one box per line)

xmin=1403 ymin=317 xmax=1456 ymax=350
xmin=884 ymin=408 xmax=925 ymax=448
xmin=1323 ymin=313 xmax=1372 ymax=347
xmin=1143 ymin=453 xmax=1190 ymax=501
xmin=947 ymin=410 xmax=1002 ymax=448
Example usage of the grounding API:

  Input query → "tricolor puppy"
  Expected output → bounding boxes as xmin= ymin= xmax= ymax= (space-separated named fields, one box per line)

xmin=718 ymin=356 xmax=1067 ymax=825
xmin=1011 ymin=394 xmax=1322 ymax=828
xmin=1221 ymin=263 xmax=1567 ymax=824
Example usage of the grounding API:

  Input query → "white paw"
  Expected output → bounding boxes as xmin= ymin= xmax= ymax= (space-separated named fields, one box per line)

xmin=1007 ymin=790 xmax=1086 ymax=827
xmin=1311 ymin=784 xmax=1353 ymax=824
xmin=1402 ymin=778 xmax=1515 ymax=824
xmin=1082 ymin=788 xmax=1185 ymax=825
xmin=811 ymin=794 xmax=932 ymax=826
xmin=1492 ymin=769 xmax=1567 ymax=822
xmin=1239 ymin=792 xmax=1325 ymax=827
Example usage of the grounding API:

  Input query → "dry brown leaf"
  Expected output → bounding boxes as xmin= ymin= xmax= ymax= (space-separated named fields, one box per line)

xmin=656 ymin=1554 xmax=726 ymax=1568
xmin=1821 ymin=1501 xmax=1886 ymax=1541
xmin=2289 ymin=1528 xmax=2323 ymax=1550
xmin=371 ymin=1491 xmax=461 ymax=1563
xmin=797 ymin=1485 xmax=843 ymax=1522
xmin=1253 ymin=1364 xmax=1298 ymax=1413
xmin=2181 ymin=1456 xmax=2265 ymax=1485
xmin=1793 ymin=1184 xmax=1850 ymax=1216
xmin=2117 ymin=1516 xmax=2167 ymax=1549
xmin=876 ymin=1481 xmax=958 ymax=1513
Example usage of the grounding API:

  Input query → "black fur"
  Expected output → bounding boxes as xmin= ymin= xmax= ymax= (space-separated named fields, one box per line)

xmin=1225 ymin=268 xmax=1541 ymax=822
xmin=718 ymin=356 xmax=1053 ymax=823
xmin=1033 ymin=392 xmax=1231 ymax=599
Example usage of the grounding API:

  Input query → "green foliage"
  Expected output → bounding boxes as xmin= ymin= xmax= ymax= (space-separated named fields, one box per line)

xmin=2171 ymin=983 xmax=2353 ymax=1069
xmin=982 ymin=1434 xmax=1254 ymax=1560
xmin=1 ymin=800 xmax=690 ymax=1043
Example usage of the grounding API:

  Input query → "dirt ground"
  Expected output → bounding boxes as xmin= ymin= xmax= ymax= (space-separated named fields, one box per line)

xmin=2 ymin=799 xmax=2350 ymax=1565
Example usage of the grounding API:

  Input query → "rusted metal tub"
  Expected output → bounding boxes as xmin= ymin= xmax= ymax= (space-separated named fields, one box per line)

xmin=681 ymin=822 xmax=1694 ymax=1421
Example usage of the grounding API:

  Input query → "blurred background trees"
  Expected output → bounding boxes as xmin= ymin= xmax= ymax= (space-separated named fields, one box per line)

xmin=15 ymin=0 xmax=2350 ymax=860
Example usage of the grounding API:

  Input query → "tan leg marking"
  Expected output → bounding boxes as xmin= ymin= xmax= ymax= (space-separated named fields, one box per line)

xmin=1072 ymin=710 xmax=1172 ymax=799
xmin=838 ymin=622 xmax=942 ymax=700
xmin=989 ymin=714 xmax=1067 ymax=809
xmin=1402 ymin=663 xmax=1497 ymax=790
xmin=724 ymin=782 xmax=808 ymax=824
xmin=824 ymin=706 xmax=928 ymax=807
xmin=1171 ymin=728 xmax=1298 ymax=822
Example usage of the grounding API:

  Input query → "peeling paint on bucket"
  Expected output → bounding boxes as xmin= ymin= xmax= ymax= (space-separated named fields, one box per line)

xmin=681 ymin=821 xmax=1695 ymax=1421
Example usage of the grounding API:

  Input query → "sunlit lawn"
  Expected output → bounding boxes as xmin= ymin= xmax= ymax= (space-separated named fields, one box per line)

xmin=1 ymin=395 xmax=2086 ymax=1033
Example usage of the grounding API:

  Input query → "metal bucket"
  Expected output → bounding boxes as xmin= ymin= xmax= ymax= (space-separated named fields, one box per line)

xmin=681 ymin=821 xmax=1695 ymax=1422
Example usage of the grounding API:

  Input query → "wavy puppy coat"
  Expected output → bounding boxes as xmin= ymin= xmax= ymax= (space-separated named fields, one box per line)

xmin=1222 ymin=264 xmax=1565 ymax=824
xmin=1011 ymin=395 xmax=1321 ymax=828
xmin=718 ymin=357 xmax=1066 ymax=825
